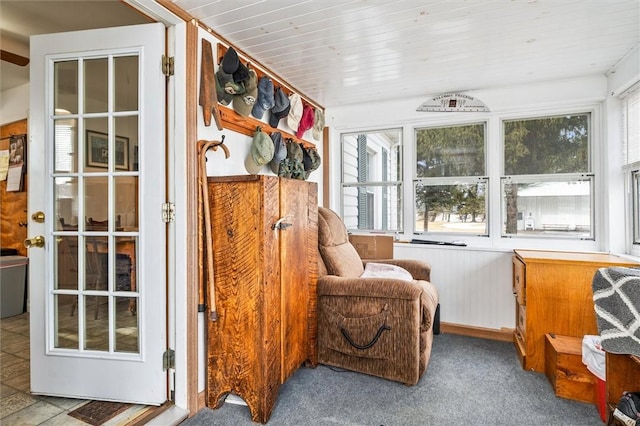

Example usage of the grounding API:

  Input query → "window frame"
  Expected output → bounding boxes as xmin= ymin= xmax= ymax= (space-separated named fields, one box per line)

xmin=412 ymin=121 xmax=489 ymax=237
xmin=500 ymin=112 xmax=594 ymax=240
xmin=340 ymin=128 xmax=404 ymax=233
xmin=621 ymin=83 xmax=640 ymax=256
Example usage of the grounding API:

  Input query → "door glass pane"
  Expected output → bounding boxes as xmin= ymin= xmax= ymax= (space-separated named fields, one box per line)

xmin=54 ymin=61 xmax=78 ymax=114
xmin=54 ymin=294 xmax=78 ymax=349
xmin=84 ymin=117 xmax=108 ymax=173
xmin=54 ymin=177 xmax=78 ymax=230
xmin=84 ymin=58 xmax=108 ymax=114
xmin=55 ymin=236 xmax=78 ymax=291
xmin=115 ymin=177 xmax=138 ymax=231
xmin=115 ymin=296 xmax=139 ymax=353
xmin=84 ymin=177 xmax=108 ymax=226
xmin=84 ymin=295 xmax=109 ymax=350
xmin=54 ymin=117 xmax=78 ymax=173
xmin=84 ymin=236 xmax=107 ymax=291
xmin=114 ymin=115 xmax=137 ymax=171
xmin=114 ymin=237 xmax=135 ymax=291
xmin=115 ymin=56 xmax=138 ymax=112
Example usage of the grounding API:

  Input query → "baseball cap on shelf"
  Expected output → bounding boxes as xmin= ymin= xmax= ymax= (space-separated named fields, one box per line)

xmin=233 ymin=69 xmax=258 ymax=117
xmin=269 ymin=131 xmax=287 ymax=174
xmin=287 ymin=93 xmax=303 ymax=133
xmin=215 ymin=69 xmax=233 ymax=106
xmin=286 ymin=139 xmax=306 ymax=180
xmin=233 ymin=61 xmax=250 ymax=83
xmin=217 ymin=67 xmax=243 ymax=96
xmin=251 ymin=76 xmax=275 ymax=119
xmin=303 ymin=146 xmax=321 ymax=179
xmin=312 ymin=108 xmax=325 ymax=140
xmin=245 ymin=127 xmax=275 ymax=174
xmin=296 ymin=105 xmax=315 ymax=139
xmin=221 ymin=46 xmax=239 ymax=74
xmin=268 ymin=88 xmax=290 ymax=128
xmin=224 ymin=78 xmax=245 ymax=96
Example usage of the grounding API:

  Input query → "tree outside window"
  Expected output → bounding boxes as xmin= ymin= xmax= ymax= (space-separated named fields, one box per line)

xmin=502 ymin=114 xmax=593 ymax=238
xmin=414 ymin=123 xmax=487 ymax=235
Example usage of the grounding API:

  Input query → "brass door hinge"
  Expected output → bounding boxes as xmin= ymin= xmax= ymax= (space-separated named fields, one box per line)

xmin=162 ymin=202 xmax=175 ymax=223
xmin=162 ymin=55 xmax=174 ymax=76
xmin=163 ymin=349 xmax=175 ymax=370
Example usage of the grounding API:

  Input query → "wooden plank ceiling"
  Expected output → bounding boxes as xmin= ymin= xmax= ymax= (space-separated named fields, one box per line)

xmin=176 ymin=0 xmax=640 ymax=108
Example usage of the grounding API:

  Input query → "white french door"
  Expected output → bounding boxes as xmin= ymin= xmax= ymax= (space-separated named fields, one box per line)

xmin=27 ymin=23 xmax=167 ymax=404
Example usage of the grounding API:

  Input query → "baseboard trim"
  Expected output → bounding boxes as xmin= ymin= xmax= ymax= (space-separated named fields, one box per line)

xmin=198 ymin=390 xmax=206 ymax=411
xmin=440 ymin=322 xmax=514 ymax=342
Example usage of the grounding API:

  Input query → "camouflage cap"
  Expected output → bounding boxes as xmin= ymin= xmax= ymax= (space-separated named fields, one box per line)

xmin=303 ymin=146 xmax=321 ymax=179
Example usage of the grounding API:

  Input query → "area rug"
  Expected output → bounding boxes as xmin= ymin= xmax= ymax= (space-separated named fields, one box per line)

xmin=68 ymin=400 xmax=132 ymax=426
xmin=592 ymin=266 xmax=640 ymax=356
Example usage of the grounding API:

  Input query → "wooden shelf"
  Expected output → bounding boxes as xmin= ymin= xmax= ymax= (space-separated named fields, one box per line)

xmin=214 ymin=43 xmax=318 ymax=146
xmin=218 ymin=105 xmax=315 ymax=147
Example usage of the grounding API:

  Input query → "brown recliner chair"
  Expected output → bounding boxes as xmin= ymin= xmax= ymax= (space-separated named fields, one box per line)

xmin=317 ymin=207 xmax=439 ymax=386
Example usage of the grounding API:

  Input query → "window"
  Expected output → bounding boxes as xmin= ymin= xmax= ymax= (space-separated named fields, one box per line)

xmin=341 ymin=129 xmax=402 ymax=232
xmin=414 ymin=123 xmax=487 ymax=235
xmin=622 ymin=84 xmax=640 ymax=249
xmin=502 ymin=113 xmax=593 ymax=238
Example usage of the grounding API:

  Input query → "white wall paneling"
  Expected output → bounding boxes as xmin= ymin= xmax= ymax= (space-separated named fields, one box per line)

xmin=395 ymin=244 xmax=514 ymax=331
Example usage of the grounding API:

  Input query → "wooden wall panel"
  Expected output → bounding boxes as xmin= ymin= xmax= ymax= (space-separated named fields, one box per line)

xmin=0 ymin=119 xmax=28 ymax=256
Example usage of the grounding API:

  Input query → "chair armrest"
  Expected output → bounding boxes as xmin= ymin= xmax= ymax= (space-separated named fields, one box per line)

xmin=318 ymin=275 xmax=423 ymax=300
xmin=362 ymin=259 xmax=431 ymax=282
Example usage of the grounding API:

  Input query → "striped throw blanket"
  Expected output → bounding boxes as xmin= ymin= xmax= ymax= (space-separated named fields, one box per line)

xmin=591 ymin=267 xmax=640 ymax=357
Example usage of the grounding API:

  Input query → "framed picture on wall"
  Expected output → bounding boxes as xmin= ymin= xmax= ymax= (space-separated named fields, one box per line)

xmin=9 ymin=134 xmax=27 ymax=167
xmin=86 ymin=130 xmax=129 ymax=170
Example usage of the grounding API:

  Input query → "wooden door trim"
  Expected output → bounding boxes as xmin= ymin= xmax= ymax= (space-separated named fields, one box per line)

xmin=185 ymin=20 xmax=200 ymax=416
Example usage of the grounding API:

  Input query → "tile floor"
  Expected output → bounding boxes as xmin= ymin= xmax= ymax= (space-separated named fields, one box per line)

xmin=0 ymin=312 xmax=147 ymax=425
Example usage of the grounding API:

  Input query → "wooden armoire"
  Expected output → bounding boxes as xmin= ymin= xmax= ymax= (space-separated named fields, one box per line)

xmin=205 ymin=175 xmax=318 ymax=424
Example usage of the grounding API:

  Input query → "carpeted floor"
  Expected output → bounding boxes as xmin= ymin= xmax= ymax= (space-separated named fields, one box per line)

xmin=182 ymin=333 xmax=602 ymax=425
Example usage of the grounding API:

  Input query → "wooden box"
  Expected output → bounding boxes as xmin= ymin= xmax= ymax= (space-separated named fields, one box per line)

xmin=349 ymin=234 xmax=393 ymax=260
xmin=544 ymin=334 xmax=596 ymax=404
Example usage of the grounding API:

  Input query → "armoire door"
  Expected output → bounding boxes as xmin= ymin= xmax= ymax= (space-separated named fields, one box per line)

xmin=279 ymin=178 xmax=318 ymax=381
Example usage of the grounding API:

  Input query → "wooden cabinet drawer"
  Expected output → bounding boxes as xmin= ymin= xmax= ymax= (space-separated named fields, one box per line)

xmin=512 ymin=256 xmax=525 ymax=305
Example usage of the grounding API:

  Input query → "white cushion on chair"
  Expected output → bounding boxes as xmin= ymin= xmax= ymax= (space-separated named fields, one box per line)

xmin=360 ymin=262 xmax=413 ymax=282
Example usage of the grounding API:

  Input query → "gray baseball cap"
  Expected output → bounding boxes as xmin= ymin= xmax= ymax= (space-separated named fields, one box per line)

xmin=268 ymin=87 xmax=290 ymax=128
xmin=245 ymin=127 xmax=275 ymax=174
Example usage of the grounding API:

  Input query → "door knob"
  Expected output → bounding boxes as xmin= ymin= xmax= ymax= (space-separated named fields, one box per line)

xmin=31 ymin=211 xmax=45 ymax=223
xmin=24 ymin=235 xmax=45 ymax=248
